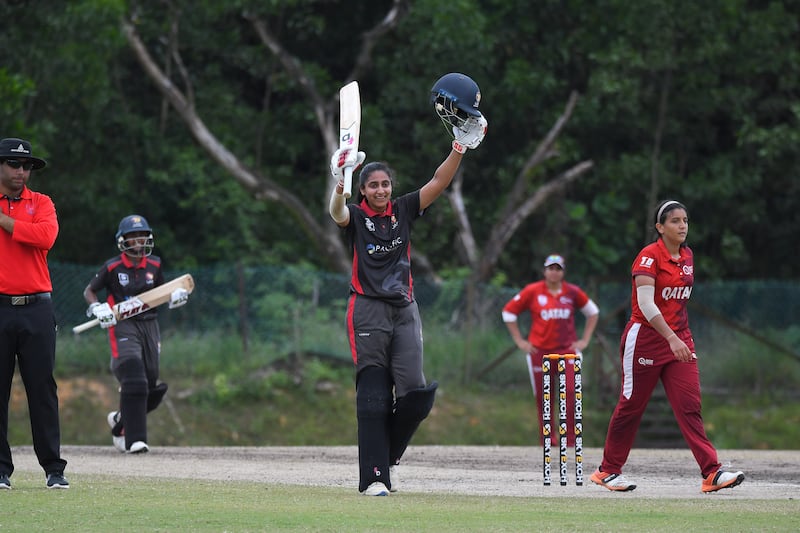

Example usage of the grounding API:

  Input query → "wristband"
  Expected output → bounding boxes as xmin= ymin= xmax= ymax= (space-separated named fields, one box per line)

xmin=328 ymin=186 xmax=348 ymax=223
xmin=452 ymin=140 xmax=467 ymax=154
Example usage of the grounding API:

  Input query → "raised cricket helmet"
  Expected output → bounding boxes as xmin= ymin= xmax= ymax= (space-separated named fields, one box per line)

xmin=116 ymin=214 xmax=154 ymax=257
xmin=430 ymin=73 xmax=482 ymax=130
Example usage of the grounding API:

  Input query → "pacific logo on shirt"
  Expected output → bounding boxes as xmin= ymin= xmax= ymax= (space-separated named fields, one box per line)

xmin=366 ymin=237 xmax=403 ymax=256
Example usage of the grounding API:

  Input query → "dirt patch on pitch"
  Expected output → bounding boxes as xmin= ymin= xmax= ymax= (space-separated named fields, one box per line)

xmin=10 ymin=445 xmax=799 ymax=499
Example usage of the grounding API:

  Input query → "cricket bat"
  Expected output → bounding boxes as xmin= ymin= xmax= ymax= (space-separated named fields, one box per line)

xmin=72 ymin=274 xmax=195 ymax=334
xmin=339 ymin=81 xmax=361 ymax=198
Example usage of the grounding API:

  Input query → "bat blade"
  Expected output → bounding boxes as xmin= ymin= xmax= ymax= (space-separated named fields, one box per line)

xmin=339 ymin=81 xmax=361 ymax=199
xmin=73 ymin=274 xmax=195 ymax=334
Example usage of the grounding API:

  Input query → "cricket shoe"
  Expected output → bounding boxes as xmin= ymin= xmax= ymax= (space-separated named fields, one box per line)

xmin=46 ymin=472 xmax=70 ymax=489
xmin=702 ymin=469 xmax=744 ymax=493
xmin=389 ymin=465 xmax=399 ymax=493
xmin=108 ymin=410 xmax=127 ymax=452
xmin=590 ymin=470 xmax=637 ymax=492
xmin=0 ymin=474 xmax=10 ymax=489
xmin=363 ymin=482 xmax=390 ymax=496
xmin=112 ymin=435 xmax=126 ymax=453
xmin=127 ymin=441 xmax=149 ymax=454
xmin=107 ymin=410 xmax=120 ymax=430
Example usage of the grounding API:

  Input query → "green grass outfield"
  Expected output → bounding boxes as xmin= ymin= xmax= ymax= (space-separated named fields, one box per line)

xmin=0 ymin=472 xmax=796 ymax=532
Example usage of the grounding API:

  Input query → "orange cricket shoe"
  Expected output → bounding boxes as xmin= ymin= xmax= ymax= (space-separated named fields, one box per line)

xmin=702 ymin=469 xmax=745 ymax=493
xmin=590 ymin=470 xmax=637 ymax=492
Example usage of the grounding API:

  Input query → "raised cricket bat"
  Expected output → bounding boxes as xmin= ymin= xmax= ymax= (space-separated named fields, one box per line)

xmin=72 ymin=274 xmax=195 ymax=334
xmin=339 ymin=80 xmax=361 ymax=198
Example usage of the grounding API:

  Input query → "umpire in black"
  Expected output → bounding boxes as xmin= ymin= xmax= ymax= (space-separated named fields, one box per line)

xmin=0 ymin=138 xmax=68 ymax=489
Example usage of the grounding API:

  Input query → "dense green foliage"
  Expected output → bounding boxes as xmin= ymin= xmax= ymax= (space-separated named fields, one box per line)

xmin=1 ymin=1 xmax=799 ymax=285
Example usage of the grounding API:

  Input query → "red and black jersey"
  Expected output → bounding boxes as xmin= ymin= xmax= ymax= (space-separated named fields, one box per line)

xmin=344 ymin=191 xmax=422 ymax=307
xmin=630 ymin=238 xmax=694 ymax=331
xmin=88 ymin=253 xmax=165 ymax=320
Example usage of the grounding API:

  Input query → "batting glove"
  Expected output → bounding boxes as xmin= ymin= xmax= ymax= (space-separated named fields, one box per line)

xmin=452 ymin=114 xmax=488 ymax=153
xmin=169 ymin=288 xmax=189 ymax=309
xmin=88 ymin=302 xmax=117 ymax=329
xmin=330 ymin=149 xmax=366 ymax=180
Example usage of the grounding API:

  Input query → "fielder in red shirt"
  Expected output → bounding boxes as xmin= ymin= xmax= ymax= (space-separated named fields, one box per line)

xmin=502 ymin=254 xmax=599 ymax=446
xmin=590 ymin=200 xmax=745 ymax=493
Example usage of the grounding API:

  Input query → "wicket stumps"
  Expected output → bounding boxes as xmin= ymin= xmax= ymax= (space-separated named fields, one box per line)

xmin=541 ymin=353 xmax=583 ymax=486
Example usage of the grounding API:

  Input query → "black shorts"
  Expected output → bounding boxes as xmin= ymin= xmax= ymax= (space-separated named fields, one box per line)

xmin=347 ymin=294 xmax=426 ymax=397
xmin=109 ymin=319 xmax=161 ymax=386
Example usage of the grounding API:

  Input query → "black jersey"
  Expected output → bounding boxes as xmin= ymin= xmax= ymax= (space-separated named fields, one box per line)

xmin=88 ymin=253 xmax=166 ymax=320
xmin=345 ymin=191 xmax=422 ymax=306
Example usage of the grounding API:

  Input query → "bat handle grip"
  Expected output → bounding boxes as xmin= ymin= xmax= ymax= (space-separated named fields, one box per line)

xmin=343 ymin=166 xmax=354 ymax=199
xmin=72 ymin=318 xmax=100 ymax=334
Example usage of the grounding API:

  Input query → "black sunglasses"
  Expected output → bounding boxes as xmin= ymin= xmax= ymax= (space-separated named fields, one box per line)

xmin=3 ymin=159 xmax=34 ymax=170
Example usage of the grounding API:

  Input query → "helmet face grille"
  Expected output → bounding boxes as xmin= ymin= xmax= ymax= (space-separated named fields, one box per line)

xmin=434 ymin=93 xmax=470 ymax=129
xmin=115 ymin=215 xmax=154 ymax=257
xmin=431 ymin=73 xmax=482 ymax=135
xmin=117 ymin=233 xmax=154 ymax=257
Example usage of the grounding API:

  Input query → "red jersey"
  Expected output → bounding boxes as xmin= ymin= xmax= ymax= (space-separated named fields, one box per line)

xmin=503 ymin=281 xmax=590 ymax=351
xmin=630 ymin=238 xmax=693 ymax=331
xmin=0 ymin=186 xmax=58 ymax=294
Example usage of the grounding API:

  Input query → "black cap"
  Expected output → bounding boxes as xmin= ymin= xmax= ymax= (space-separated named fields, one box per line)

xmin=0 ymin=138 xmax=47 ymax=169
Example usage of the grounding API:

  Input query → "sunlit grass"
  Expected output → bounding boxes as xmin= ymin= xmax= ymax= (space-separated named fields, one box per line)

xmin=0 ymin=472 xmax=796 ymax=532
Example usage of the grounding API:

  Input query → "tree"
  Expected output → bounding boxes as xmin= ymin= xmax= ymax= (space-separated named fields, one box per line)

xmin=2 ymin=0 xmax=798 ymax=282
xmin=122 ymin=0 xmax=593 ymax=284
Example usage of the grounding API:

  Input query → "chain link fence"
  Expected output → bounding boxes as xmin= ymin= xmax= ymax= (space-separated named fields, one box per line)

xmin=50 ymin=261 xmax=800 ymax=400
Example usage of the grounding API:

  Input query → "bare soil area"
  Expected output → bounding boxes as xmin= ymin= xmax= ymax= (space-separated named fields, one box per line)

xmin=10 ymin=445 xmax=799 ymax=499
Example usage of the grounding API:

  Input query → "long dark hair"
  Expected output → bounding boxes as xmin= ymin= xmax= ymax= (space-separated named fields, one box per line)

xmin=653 ymin=199 xmax=688 ymax=243
xmin=354 ymin=161 xmax=394 ymax=204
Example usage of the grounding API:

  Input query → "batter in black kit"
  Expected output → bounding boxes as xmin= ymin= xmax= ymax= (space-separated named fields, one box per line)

xmin=83 ymin=215 xmax=189 ymax=454
xmin=328 ymin=74 xmax=488 ymax=496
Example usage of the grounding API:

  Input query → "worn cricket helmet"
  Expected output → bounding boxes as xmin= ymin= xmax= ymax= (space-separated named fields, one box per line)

xmin=430 ymin=73 xmax=482 ymax=130
xmin=116 ymin=214 xmax=154 ymax=257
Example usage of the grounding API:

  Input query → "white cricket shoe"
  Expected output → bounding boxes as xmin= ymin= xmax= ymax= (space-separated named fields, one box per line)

xmin=108 ymin=411 xmax=126 ymax=452
xmin=112 ymin=435 xmax=126 ymax=453
xmin=590 ymin=470 xmax=637 ymax=492
xmin=389 ymin=465 xmax=399 ymax=493
xmin=107 ymin=410 xmax=120 ymax=430
xmin=127 ymin=441 xmax=149 ymax=454
xmin=363 ymin=482 xmax=389 ymax=496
